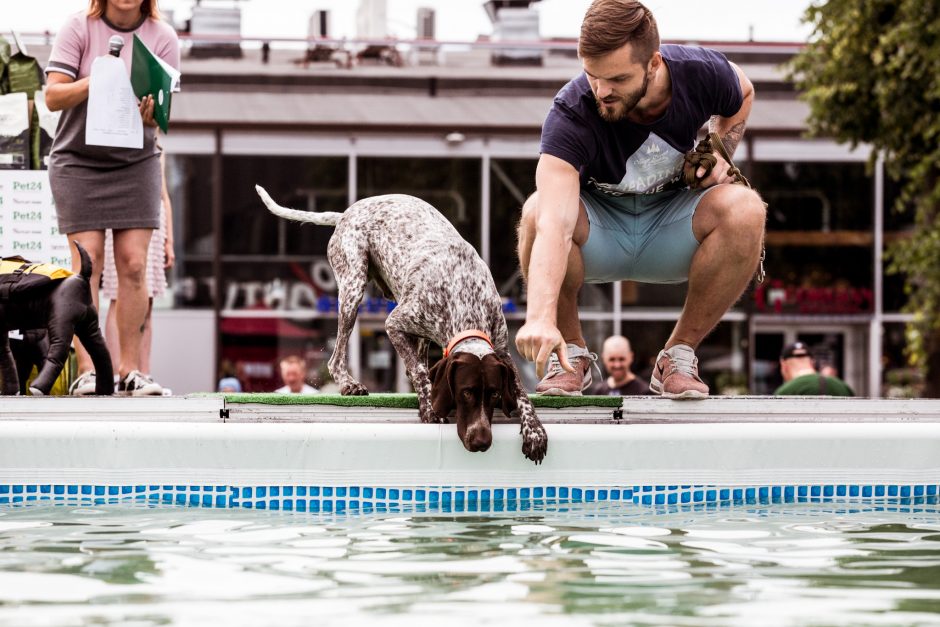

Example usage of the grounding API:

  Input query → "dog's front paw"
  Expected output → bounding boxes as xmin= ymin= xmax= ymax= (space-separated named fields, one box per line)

xmin=420 ymin=409 xmax=449 ymax=424
xmin=521 ymin=422 xmax=548 ymax=464
xmin=340 ymin=382 xmax=369 ymax=396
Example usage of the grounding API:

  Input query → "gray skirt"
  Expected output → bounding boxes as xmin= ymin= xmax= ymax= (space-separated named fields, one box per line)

xmin=49 ymin=155 xmax=161 ymax=234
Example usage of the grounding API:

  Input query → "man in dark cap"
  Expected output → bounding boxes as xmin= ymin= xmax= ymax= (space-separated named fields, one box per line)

xmin=774 ymin=342 xmax=855 ymax=396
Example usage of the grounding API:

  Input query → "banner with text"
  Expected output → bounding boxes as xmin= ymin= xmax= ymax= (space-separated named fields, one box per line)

xmin=0 ymin=170 xmax=69 ymax=268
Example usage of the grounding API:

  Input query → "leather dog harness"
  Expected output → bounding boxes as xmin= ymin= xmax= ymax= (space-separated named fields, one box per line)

xmin=443 ymin=330 xmax=494 ymax=358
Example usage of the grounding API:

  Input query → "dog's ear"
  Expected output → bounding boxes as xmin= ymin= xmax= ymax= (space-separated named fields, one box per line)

xmin=496 ymin=353 xmax=520 ymax=416
xmin=429 ymin=356 xmax=455 ymax=419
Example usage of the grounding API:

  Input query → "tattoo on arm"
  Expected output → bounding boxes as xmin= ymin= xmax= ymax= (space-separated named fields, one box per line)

xmin=720 ymin=121 xmax=746 ymax=156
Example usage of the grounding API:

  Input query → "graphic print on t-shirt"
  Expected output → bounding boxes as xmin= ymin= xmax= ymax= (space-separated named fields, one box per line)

xmin=538 ymin=45 xmax=745 ymax=196
xmin=590 ymin=133 xmax=685 ymax=195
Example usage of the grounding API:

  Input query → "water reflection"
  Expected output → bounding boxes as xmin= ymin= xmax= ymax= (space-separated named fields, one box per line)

xmin=0 ymin=502 xmax=938 ymax=626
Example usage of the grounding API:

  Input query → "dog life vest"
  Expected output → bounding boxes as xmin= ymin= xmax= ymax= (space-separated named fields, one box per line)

xmin=0 ymin=256 xmax=73 ymax=300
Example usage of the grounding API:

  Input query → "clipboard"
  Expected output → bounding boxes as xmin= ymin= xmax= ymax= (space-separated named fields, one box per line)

xmin=130 ymin=34 xmax=181 ymax=133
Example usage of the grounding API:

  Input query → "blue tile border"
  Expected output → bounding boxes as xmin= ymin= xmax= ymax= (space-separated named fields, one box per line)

xmin=1 ymin=482 xmax=939 ymax=511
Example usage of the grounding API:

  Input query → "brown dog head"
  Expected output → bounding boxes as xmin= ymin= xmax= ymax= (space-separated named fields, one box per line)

xmin=429 ymin=351 xmax=519 ymax=453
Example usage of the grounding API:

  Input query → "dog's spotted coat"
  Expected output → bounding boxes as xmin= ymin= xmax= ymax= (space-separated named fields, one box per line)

xmin=257 ymin=187 xmax=548 ymax=463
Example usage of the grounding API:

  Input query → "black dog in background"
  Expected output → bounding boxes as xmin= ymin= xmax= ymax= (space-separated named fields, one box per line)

xmin=0 ymin=242 xmax=113 ymax=396
xmin=8 ymin=328 xmax=51 ymax=396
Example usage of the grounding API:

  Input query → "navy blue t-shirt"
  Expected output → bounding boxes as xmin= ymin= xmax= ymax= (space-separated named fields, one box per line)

xmin=540 ymin=44 xmax=743 ymax=194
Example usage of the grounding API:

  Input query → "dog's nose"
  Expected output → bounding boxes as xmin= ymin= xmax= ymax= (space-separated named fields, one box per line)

xmin=466 ymin=430 xmax=492 ymax=453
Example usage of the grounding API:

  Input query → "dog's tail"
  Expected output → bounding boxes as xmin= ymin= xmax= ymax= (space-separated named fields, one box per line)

xmin=73 ymin=240 xmax=92 ymax=281
xmin=255 ymin=185 xmax=343 ymax=227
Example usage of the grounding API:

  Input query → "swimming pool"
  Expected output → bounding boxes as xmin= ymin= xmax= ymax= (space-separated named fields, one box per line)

xmin=2 ymin=396 xmax=939 ymax=511
xmin=1 ymin=500 xmax=938 ymax=626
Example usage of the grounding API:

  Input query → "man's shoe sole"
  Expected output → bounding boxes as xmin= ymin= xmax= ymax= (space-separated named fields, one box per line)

xmin=536 ymin=388 xmax=583 ymax=397
xmin=660 ymin=389 xmax=709 ymax=400
xmin=650 ymin=380 xmax=709 ymax=399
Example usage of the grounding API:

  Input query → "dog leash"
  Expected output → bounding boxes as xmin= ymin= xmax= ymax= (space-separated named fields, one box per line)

xmin=683 ymin=132 xmax=766 ymax=284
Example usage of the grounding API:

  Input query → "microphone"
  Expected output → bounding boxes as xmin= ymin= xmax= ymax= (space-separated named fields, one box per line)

xmin=108 ymin=35 xmax=124 ymax=57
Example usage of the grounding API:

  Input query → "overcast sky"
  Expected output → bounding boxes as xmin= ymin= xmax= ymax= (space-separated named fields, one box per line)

xmin=6 ymin=1 xmax=814 ymax=43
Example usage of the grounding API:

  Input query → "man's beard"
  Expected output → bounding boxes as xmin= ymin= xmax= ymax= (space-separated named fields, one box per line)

xmin=595 ymin=71 xmax=650 ymax=122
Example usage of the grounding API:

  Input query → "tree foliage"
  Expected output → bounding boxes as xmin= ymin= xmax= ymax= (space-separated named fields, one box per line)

xmin=788 ymin=0 xmax=940 ymax=395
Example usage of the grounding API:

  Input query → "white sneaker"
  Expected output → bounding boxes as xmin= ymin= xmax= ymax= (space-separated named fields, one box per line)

xmin=118 ymin=370 xmax=164 ymax=396
xmin=69 ymin=371 xmax=97 ymax=396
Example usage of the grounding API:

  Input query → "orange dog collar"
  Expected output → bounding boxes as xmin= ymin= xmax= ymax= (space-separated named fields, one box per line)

xmin=443 ymin=330 xmax=494 ymax=357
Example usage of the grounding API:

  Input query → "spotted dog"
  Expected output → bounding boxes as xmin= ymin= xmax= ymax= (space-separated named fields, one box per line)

xmin=256 ymin=186 xmax=547 ymax=463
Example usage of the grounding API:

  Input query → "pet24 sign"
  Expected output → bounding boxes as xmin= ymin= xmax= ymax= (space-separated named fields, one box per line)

xmin=0 ymin=171 xmax=70 ymax=268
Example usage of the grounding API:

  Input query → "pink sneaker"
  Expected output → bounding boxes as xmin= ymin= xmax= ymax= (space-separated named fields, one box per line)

xmin=535 ymin=345 xmax=598 ymax=396
xmin=650 ymin=344 xmax=709 ymax=399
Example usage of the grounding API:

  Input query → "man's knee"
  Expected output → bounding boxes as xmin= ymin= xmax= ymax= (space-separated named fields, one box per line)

xmin=701 ymin=185 xmax=765 ymax=240
xmin=723 ymin=187 xmax=766 ymax=232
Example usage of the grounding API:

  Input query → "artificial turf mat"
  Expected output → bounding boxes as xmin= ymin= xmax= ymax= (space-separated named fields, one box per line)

xmin=218 ymin=393 xmax=622 ymax=409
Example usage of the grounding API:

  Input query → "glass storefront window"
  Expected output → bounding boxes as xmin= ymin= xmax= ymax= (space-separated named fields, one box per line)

xmin=213 ymin=156 xmax=348 ymax=389
xmin=754 ymin=161 xmax=872 ymax=231
xmin=752 ymin=324 xmax=869 ymax=395
xmin=883 ymin=176 xmax=913 ymax=313
xmin=882 ymin=322 xmax=922 ymax=398
xmin=489 ymin=158 xmax=534 ymax=293
xmin=221 ymin=317 xmax=337 ymax=393
xmin=751 ymin=161 xmax=874 ymax=316
xmin=357 ymin=157 xmax=482 ymax=251
xmin=166 ymin=155 xmax=213 ymax=307
xmin=223 ymin=156 xmax=347 ymax=256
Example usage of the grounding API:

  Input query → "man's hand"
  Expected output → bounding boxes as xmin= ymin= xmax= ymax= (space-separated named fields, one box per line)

xmin=683 ymin=133 xmax=752 ymax=189
xmin=516 ymin=320 xmax=574 ymax=379
xmin=693 ymin=150 xmax=735 ymax=188
xmin=139 ymin=95 xmax=157 ymax=128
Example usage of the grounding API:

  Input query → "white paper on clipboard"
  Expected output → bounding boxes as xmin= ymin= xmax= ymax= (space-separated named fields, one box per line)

xmin=85 ymin=54 xmax=143 ymax=149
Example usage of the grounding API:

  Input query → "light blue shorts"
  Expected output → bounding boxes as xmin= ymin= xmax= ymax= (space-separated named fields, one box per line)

xmin=580 ymin=186 xmax=714 ymax=285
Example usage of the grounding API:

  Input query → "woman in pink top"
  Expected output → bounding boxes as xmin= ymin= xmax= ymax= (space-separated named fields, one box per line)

xmin=44 ymin=0 xmax=179 ymax=396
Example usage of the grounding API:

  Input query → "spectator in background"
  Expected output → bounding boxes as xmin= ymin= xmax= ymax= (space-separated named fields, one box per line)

xmin=589 ymin=335 xmax=651 ymax=396
xmin=775 ymin=342 xmax=854 ymax=397
xmin=275 ymin=355 xmax=319 ymax=394
xmin=217 ymin=377 xmax=242 ymax=393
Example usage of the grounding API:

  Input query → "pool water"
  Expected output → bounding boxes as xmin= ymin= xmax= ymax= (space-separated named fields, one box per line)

xmin=1 ymin=501 xmax=940 ymax=626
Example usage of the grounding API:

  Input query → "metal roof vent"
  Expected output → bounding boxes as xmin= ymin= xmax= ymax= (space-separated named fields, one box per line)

xmin=484 ymin=0 xmax=543 ymax=66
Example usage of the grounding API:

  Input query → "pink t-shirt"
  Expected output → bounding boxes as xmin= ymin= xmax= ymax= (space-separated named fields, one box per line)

xmin=45 ymin=11 xmax=179 ymax=167
xmin=46 ymin=10 xmax=179 ymax=81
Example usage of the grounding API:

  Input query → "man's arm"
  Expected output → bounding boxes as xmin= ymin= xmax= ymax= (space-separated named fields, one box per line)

xmin=515 ymin=153 xmax=582 ymax=377
xmin=694 ymin=62 xmax=754 ymax=185
xmin=710 ymin=62 xmax=754 ymax=156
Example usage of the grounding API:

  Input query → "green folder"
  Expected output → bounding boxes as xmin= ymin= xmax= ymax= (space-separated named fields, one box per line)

xmin=130 ymin=34 xmax=179 ymax=133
